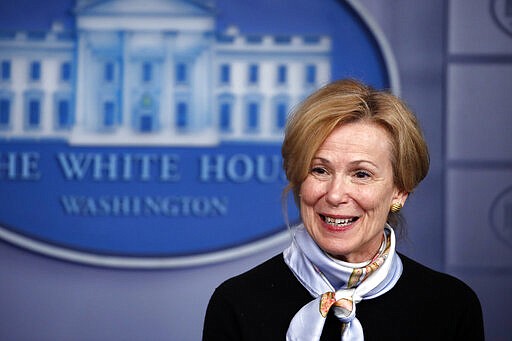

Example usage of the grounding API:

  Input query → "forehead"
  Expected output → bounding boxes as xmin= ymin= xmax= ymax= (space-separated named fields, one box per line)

xmin=316 ymin=121 xmax=393 ymax=160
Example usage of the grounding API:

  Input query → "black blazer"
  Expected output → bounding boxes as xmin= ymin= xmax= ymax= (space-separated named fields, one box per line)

xmin=203 ymin=253 xmax=484 ymax=340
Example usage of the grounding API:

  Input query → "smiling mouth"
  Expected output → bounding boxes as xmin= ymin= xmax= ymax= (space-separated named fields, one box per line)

xmin=321 ymin=215 xmax=359 ymax=227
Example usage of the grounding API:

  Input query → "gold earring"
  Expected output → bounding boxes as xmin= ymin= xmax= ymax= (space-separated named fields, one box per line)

xmin=390 ymin=202 xmax=402 ymax=213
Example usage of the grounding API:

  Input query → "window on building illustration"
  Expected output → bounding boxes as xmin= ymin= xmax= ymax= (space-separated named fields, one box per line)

xmin=1 ymin=61 xmax=11 ymax=81
xmin=304 ymin=36 xmax=321 ymax=44
xmin=0 ymin=99 xmax=10 ymax=127
xmin=246 ymin=36 xmax=263 ymax=44
xmin=275 ymin=36 xmax=292 ymax=44
xmin=277 ymin=65 xmax=287 ymax=85
xmin=28 ymin=99 xmax=41 ymax=128
xmin=140 ymin=115 xmax=152 ymax=132
xmin=219 ymin=102 xmax=232 ymax=132
xmin=176 ymin=101 xmax=188 ymax=129
xmin=306 ymin=64 xmax=316 ymax=85
xmin=248 ymin=64 xmax=259 ymax=85
xmin=176 ymin=63 xmax=188 ymax=84
xmin=104 ymin=62 xmax=115 ymax=82
xmin=276 ymin=102 xmax=288 ymax=130
xmin=220 ymin=64 xmax=230 ymax=85
xmin=247 ymin=102 xmax=259 ymax=131
xmin=60 ymin=62 xmax=71 ymax=82
xmin=30 ymin=61 xmax=41 ymax=81
xmin=142 ymin=62 xmax=152 ymax=82
xmin=103 ymin=101 xmax=115 ymax=127
xmin=57 ymin=99 xmax=71 ymax=129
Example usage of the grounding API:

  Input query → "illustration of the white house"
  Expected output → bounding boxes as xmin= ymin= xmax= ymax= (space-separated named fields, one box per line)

xmin=0 ymin=0 xmax=331 ymax=146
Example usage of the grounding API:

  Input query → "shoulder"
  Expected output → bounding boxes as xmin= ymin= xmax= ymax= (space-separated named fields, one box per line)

xmin=216 ymin=253 xmax=292 ymax=292
xmin=397 ymin=253 xmax=484 ymax=338
xmin=209 ymin=253 xmax=311 ymax=312
xmin=398 ymin=253 xmax=478 ymax=302
xmin=358 ymin=253 xmax=484 ymax=340
xmin=212 ymin=253 xmax=310 ymax=305
xmin=203 ymin=254 xmax=311 ymax=340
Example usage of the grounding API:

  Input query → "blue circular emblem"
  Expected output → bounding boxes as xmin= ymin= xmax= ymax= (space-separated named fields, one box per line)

xmin=490 ymin=185 xmax=512 ymax=249
xmin=491 ymin=0 xmax=512 ymax=38
xmin=0 ymin=0 xmax=397 ymax=267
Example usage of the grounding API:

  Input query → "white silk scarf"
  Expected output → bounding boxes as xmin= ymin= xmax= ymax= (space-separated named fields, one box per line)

xmin=283 ymin=224 xmax=402 ymax=341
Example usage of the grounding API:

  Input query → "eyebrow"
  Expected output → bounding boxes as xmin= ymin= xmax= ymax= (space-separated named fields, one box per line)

xmin=311 ymin=157 xmax=379 ymax=169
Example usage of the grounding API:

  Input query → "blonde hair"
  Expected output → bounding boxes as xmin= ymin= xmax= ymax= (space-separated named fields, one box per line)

xmin=282 ymin=79 xmax=430 ymax=231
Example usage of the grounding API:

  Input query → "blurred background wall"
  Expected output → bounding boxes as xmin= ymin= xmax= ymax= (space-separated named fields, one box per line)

xmin=0 ymin=0 xmax=510 ymax=340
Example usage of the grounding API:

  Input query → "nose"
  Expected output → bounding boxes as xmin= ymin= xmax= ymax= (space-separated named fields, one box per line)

xmin=324 ymin=175 xmax=349 ymax=207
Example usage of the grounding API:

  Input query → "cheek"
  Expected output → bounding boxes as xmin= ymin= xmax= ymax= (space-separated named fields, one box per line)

xmin=300 ymin=196 xmax=320 ymax=230
xmin=356 ymin=187 xmax=394 ymax=213
xmin=299 ymin=178 xmax=325 ymax=206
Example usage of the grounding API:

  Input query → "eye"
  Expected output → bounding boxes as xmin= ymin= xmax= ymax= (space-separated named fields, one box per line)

xmin=310 ymin=166 xmax=328 ymax=176
xmin=354 ymin=170 xmax=371 ymax=179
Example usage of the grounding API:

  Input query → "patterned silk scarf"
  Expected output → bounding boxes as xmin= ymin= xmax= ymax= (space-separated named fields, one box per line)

xmin=283 ymin=224 xmax=402 ymax=341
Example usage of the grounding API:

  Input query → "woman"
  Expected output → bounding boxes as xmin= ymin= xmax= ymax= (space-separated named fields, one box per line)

xmin=203 ymin=79 xmax=484 ymax=340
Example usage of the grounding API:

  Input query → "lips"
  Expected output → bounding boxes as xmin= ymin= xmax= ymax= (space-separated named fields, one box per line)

xmin=320 ymin=214 xmax=359 ymax=227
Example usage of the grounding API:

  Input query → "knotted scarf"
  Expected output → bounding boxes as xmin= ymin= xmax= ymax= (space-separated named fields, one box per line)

xmin=283 ymin=224 xmax=402 ymax=340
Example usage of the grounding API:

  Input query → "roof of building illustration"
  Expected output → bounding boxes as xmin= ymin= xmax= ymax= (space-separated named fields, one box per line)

xmin=74 ymin=0 xmax=216 ymax=16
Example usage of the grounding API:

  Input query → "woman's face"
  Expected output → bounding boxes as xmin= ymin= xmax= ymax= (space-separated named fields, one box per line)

xmin=299 ymin=121 xmax=407 ymax=263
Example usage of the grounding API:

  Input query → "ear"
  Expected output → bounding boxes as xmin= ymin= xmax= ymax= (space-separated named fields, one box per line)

xmin=392 ymin=190 xmax=409 ymax=207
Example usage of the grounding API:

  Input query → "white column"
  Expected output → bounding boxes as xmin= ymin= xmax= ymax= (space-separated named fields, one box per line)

xmin=74 ymin=33 xmax=86 ymax=131
xmin=11 ymin=59 xmax=25 ymax=134
xmin=163 ymin=33 xmax=176 ymax=135
xmin=121 ymin=31 xmax=131 ymax=132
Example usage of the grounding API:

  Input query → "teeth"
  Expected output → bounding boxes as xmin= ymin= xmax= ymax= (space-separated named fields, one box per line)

xmin=324 ymin=216 xmax=354 ymax=226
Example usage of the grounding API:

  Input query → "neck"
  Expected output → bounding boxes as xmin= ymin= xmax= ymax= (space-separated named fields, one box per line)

xmin=328 ymin=230 xmax=387 ymax=265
